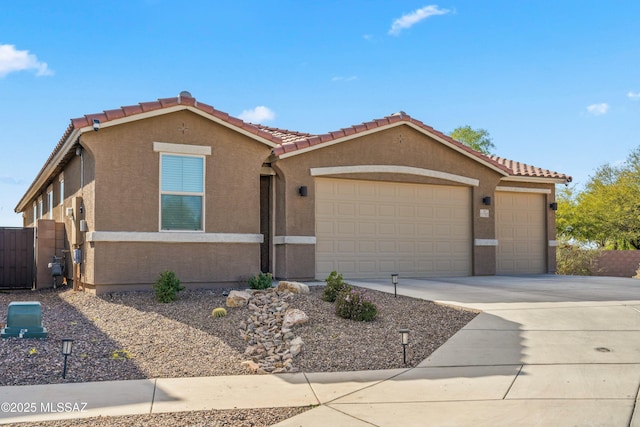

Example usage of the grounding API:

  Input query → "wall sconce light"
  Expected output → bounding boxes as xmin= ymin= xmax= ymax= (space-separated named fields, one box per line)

xmin=399 ymin=329 xmax=410 ymax=364
xmin=549 ymin=202 xmax=558 ymax=211
xmin=75 ymin=146 xmax=82 ymax=156
xmin=391 ymin=273 xmax=398 ymax=298
xmin=298 ymin=186 xmax=308 ymax=197
xmin=92 ymin=119 xmax=100 ymax=131
xmin=482 ymin=196 xmax=492 ymax=206
xmin=61 ymin=338 xmax=74 ymax=379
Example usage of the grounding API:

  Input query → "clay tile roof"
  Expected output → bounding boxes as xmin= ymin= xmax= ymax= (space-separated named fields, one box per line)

xmin=254 ymin=125 xmax=314 ymax=144
xmin=269 ymin=111 xmax=571 ymax=182
xmin=488 ymin=156 xmax=570 ymax=181
xmin=24 ymin=97 xmax=571 ymax=213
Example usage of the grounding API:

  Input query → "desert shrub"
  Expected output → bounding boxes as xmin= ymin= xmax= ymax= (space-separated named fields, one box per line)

xmin=248 ymin=272 xmax=273 ymax=290
xmin=153 ymin=270 xmax=185 ymax=303
xmin=335 ymin=288 xmax=378 ymax=322
xmin=322 ymin=271 xmax=351 ymax=302
xmin=556 ymin=244 xmax=601 ymax=276
xmin=211 ymin=307 xmax=227 ymax=318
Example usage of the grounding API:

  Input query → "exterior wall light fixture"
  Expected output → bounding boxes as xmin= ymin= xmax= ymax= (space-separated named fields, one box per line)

xmin=482 ymin=196 xmax=492 ymax=206
xmin=298 ymin=186 xmax=308 ymax=197
xmin=549 ymin=202 xmax=558 ymax=211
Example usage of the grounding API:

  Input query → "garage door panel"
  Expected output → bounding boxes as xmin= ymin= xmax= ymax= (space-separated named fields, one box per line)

xmin=496 ymin=192 xmax=546 ymax=275
xmin=316 ymin=178 xmax=471 ymax=279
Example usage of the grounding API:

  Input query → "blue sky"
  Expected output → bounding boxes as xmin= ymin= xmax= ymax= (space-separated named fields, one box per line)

xmin=1 ymin=1 xmax=639 ymax=226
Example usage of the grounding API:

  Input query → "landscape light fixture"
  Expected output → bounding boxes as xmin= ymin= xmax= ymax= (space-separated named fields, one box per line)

xmin=399 ymin=329 xmax=410 ymax=364
xmin=61 ymin=338 xmax=74 ymax=379
xmin=391 ymin=274 xmax=398 ymax=298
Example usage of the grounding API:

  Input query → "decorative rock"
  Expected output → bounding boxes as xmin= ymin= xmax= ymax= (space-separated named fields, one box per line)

xmin=289 ymin=337 xmax=304 ymax=357
xmin=241 ymin=360 xmax=260 ymax=373
xmin=283 ymin=308 xmax=309 ymax=328
xmin=277 ymin=281 xmax=310 ymax=295
xmin=226 ymin=290 xmax=252 ymax=307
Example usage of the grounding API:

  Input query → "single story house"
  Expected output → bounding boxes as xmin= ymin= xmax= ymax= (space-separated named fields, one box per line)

xmin=15 ymin=92 xmax=571 ymax=293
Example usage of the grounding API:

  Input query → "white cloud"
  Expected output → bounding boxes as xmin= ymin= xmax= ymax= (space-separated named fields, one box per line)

xmin=238 ymin=106 xmax=275 ymax=123
xmin=628 ymin=91 xmax=640 ymax=100
xmin=389 ymin=5 xmax=450 ymax=36
xmin=586 ymin=103 xmax=610 ymax=116
xmin=0 ymin=44 xmax=53 ymax=78
xmin=331 ymin=75 xmax=358 ymax=82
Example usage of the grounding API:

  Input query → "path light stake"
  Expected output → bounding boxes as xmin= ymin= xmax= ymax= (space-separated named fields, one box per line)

xmin=391 ymin=274 xmax=398 ymax=298
xmin=399 ymin=329 xmax=410 ymax=365
xmin=61 ymin=338 xmax=74 ymax=379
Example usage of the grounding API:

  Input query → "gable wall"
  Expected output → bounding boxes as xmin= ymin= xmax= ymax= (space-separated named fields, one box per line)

xmin=272 ymin=125 xmax=507 ymax=279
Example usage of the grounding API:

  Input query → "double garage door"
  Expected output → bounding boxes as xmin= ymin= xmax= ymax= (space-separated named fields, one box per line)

xmin=315 ymin=178 xmax=472 ymax=279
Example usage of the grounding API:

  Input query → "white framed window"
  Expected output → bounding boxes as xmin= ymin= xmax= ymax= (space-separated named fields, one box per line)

xmin=33 ymin=203 xmax=37 ymax=225
xmin=47 ymin=188 xmax=54 ymax=219
xmin=159 ymin=153 xmax=205 ymax=231
xmin=59 ymin=178 xmax=65 ymax=217
xmin=37 ymin=197 xmax=43 ymax=220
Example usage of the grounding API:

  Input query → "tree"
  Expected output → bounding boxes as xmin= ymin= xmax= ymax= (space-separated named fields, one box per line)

xmin=559 ymin=147 xmax=640 ymax=249
xmin=449 ymin=125 xmax=496 ymax=155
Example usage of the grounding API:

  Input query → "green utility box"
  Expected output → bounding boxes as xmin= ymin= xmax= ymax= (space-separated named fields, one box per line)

xmin=1 ymin=301 xmax=48 ymax=338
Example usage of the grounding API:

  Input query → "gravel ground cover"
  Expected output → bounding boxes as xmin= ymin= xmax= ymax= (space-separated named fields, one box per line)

xmin=0 ymin=283 xmax=478 ymax=425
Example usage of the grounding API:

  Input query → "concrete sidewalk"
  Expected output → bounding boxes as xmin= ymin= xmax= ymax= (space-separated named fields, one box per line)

xmin=3 ymin=275 xmax=640 ymax=426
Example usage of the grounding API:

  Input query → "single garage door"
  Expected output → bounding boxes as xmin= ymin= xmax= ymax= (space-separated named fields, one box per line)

xmin=315 ymin=178 xmax=472 ymax=279
xmin=496 ymin=191 xmax=546 ymax=274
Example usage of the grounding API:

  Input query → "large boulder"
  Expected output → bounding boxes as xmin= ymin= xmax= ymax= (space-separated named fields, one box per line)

xmin=282 ymin=308 xmax=309 ymax=328
xmin=277 ymin=281 xmax=310 ymax=294
xmin=226 ymin=290 xmax=252 ymax=308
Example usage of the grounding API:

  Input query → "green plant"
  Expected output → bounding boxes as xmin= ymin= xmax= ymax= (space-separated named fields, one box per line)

xmin=212 ymin=307 xmax=227 ymax=318
xmin=322 ymin=271 xmax=351 ymax=302
xmin=153 ymin=270 xmax=185 ymax=303
xmin=248 ymin=272 xmax=273 ymax=290
xmin=556 ymin=243 xmax=601 ymax=276
xmin=335 ymin=288 xmax=378 ymax=322
xmin=28 ymin=348 xmax=37 ymax=356
xmin=111 ymin=349 xmax=133 ymax=360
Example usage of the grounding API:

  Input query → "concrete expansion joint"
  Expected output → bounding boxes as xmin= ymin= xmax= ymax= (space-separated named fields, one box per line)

xmin=628 ymin=380 xmax=640 ymax=426
xmin=502 ymin=364 xmax=525 ymax=400
xmin=326 ymin=404 xmax=379 ymax=426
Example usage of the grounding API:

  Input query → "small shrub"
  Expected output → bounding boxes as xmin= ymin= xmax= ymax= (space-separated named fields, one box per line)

xmin=248 ymin=272 xmax=273 ymax=290
xmin=154 ymin=270 xmax=185 ymax=303
xmin=322 ymin=271 xmax=350 ymax=302
xmin=111 ymin=349 xmax=133 ymax=360
xmin=212 ymin=307 xmax=227 ymax=318
xmin=556 ymin=244 xmax=601 ymax=276
xmin=335 ymin=288 xmax=378 ymax=322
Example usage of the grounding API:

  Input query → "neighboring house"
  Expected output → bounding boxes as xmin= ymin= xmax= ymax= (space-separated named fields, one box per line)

xmin=15 ymin=92 xmax=571 ymax=294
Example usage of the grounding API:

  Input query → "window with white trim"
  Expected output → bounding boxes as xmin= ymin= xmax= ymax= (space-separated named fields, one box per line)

xmin=160 ymin=154 xmax=204 ymax=231
xmin=33 ymin=203 xmax=37 ymax=225
xmin=59 ymin=179 xmax=65 ymax=217
xmin=38 ymin=197 xmax=43 ymax=220
xmin=47 ymin=189 xmax=54 ymax=219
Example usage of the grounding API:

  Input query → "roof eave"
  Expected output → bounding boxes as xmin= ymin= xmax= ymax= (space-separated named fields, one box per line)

xmin=501 ymin=175 xmax=571 ymax=185
xmin=276 ymin=121 xmax=511 ymax=177
xmin=15 ymin=127 xmax=81 ymax=213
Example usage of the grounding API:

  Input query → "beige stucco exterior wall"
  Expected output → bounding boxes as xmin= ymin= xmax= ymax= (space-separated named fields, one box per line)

xmin=272 ymin=125 xmax=559 ymax=279
xmin=74 ymin=110 xmax=272 ymax=290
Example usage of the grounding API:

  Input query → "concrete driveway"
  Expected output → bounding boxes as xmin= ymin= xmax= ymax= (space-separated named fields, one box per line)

xmin=278 ymin=275 xmax=640 ymax=426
